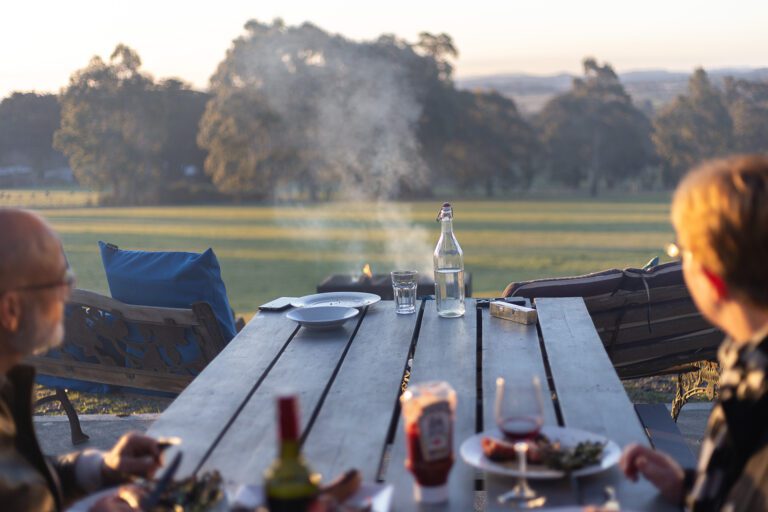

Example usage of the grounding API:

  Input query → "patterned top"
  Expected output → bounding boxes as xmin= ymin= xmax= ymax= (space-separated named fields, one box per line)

xmin=687 ymin=325 xmax=768 ymax=512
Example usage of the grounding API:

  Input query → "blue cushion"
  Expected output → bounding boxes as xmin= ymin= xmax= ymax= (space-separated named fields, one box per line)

xmin=98 ymin=242 xmax=237 ymax=343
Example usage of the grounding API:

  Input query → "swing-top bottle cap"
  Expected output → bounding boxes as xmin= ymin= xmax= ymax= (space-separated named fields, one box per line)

xmin=437 ymin=202 xmax=453 ymax=221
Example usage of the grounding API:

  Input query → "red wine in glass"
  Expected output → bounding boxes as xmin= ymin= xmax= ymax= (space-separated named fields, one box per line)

xmin=494 ymin=376 xmax=547 ymax=508
xmin=499 ymin=415 xmax=543 ymax=441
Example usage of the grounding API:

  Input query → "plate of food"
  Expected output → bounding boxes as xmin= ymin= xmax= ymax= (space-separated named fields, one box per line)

xmin=291 ymin=292 xmax=381 ymax=309
xmin=67 ymin=470 xmax=227 ymax=511
xmin=68 ymin=469 xmax=391 ymax=512
xmin=286 ymin=306 xmax=360 ymax=330
xmin=460 ymin=425 xmax=621 ymax=479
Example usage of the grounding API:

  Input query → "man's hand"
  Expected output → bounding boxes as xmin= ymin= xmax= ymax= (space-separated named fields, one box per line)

xmin=619 ymin=443 xmax=684 ymax=504
xmin=102 ymin=432 xmax=162 ymax=484
xmin=88 ymin=485 xmax=147 ymax=511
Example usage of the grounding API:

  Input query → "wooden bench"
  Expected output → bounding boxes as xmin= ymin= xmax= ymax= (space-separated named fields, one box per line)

xmin=26 ymin=289 xmax=228 ymax=444
xmin=504 ymin=262 xmax=722 ymax=379
xmin=504 ymin=262 xmax=723 ymax=420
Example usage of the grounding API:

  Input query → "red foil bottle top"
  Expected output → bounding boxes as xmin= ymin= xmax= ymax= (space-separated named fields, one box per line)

xmin=277 ymin=395 xmax=300 ymax=441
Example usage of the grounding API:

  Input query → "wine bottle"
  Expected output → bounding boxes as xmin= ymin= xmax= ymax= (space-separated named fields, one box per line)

xmin=264 ymin=395 xmax=319 ymax=512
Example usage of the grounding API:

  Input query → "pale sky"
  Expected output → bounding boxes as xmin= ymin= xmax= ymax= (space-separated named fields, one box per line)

xmin=1 ymin=0 xmax=767 ymax=99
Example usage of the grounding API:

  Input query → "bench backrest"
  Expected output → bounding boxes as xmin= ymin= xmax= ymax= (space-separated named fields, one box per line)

xmin=503 ymin=262 xmax=723 ymax=379
xmin=27 ymin=289 xmax=228 ymax=394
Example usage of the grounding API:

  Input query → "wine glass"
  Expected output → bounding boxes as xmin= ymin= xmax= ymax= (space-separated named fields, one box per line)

xmin=494 ymin=375 xmax=546 ymax=508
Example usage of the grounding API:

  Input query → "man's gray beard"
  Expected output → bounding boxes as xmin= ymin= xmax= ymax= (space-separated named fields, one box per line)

xmin=9 ymin=309 xmax=64 ymax=357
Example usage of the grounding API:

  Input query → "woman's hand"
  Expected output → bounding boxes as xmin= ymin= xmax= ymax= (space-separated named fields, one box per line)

xmin=619 ymin=443 xmax=685 ymax=504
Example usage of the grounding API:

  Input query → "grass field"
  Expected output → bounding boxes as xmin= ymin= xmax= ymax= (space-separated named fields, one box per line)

xmin=4 ymin=189 xmax=682 ymax=411
xmin=3 ymin=190 xmax=677 ymax=317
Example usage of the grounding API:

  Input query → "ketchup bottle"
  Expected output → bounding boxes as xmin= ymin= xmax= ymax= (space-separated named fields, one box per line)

xmin=400 ymin=381 xmax=457 ymax=503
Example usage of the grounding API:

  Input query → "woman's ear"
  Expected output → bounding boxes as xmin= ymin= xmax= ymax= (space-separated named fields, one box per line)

xmin=702 ymin=267 xmax=728 ymax=301
xmin=0 ymin=292 xmax=21 ymax=332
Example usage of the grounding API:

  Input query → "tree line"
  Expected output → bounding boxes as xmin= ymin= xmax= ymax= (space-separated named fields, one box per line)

xmin=1 ymin=19 xmax=767 ymax=204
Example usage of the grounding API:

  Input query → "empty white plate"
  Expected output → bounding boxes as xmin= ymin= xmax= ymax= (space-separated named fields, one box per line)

xmin=286 ymin=306 xmax=360 ymax=330
xmin=291 ymin=292 xmax=381 ymax=309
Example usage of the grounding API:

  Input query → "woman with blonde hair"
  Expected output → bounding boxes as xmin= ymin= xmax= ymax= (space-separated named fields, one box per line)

xmin=619 ymin=155 xmax=768 ymax=511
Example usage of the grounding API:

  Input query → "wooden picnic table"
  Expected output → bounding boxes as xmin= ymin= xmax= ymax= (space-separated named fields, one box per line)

xmin=148 ymin=297 xmax=679 ymax=511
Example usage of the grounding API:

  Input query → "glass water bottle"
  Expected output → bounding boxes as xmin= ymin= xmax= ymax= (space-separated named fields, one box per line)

xmin=433 ymin=203 xmax=465 ymax=317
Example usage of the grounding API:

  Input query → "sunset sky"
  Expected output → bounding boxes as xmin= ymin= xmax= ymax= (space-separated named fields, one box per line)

xmin=2 ymin=0 xmax=766 ymax=98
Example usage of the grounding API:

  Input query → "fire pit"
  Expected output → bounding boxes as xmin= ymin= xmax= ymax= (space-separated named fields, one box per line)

xmin=317 ymin=265 xmax=472 ymax=300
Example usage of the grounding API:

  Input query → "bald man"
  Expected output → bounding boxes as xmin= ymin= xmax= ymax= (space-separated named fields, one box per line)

xmin=0 ymin=209 xmax=162 ymax=511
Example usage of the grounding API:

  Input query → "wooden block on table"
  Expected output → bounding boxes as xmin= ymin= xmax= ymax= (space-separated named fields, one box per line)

xmin=490 ymin=301 xmax=538 ymax=324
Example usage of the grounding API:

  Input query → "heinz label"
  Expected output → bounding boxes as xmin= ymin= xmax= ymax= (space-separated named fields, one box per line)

xmin=418 ymin=400 xmax=453 ymax=461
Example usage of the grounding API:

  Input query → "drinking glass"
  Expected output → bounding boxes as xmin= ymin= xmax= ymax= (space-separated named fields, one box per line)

xmin=495 ymin=376 xmax=546 ymax=508
xmin=391 ymin=270 xmax=418 ymax=314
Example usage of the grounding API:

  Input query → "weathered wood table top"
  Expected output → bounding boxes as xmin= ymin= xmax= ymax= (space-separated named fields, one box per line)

xmin=148 ymin=297 xmax=678 ymax=511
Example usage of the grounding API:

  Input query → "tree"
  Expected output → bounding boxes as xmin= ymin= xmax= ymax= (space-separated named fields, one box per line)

xmin=55 ymin=45 xmax=166 ymax=204
xmin=157 ymin=79 xmax=211 ymax=182
xmin=201 ymin=20 xmax=544 ymax=200
xmin=437 ymin=90 xmax=539 ymax=195
xmin=197 ymin=88 xmax=298 ymax=199
xmin=201 ymin=19 xmax=451 ymax=201
xmin=652 ymin=68 xmax=733 ymax=185
xmin=55 ymin=45 xmax=210 ymax=204
xmin=0 ymin=93 xmax=66 ymax=177
xmin=536 ymin=58 xmax=652 ymax=194
xmin=414 ymin=32 xmax=458 ymax=81
xmin=723 ymin=77 xmax=768 ymax=154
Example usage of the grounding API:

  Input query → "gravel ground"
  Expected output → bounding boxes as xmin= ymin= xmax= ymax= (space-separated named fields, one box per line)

xmin=622 ymin=375 xmax=679 ymax=403
xmin=35 ymin=386 xmax=172 ymax=416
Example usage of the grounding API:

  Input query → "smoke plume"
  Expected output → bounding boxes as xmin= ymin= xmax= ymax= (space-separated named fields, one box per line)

xmin=213 ymin=20 xmax=435 ymax=272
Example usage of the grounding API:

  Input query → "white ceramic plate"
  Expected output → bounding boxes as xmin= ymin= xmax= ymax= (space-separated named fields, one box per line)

xmin=67 ymin=488 xmax=112 ymax=512
xmin=67 ymin=483 xmax=392 ymax=512
xmin=231 ymin=483 xmax=393 ymax=511
xmin=291 ymin=292 xmax=381 ymax=309
xmin=66 ymin=487 xmax=229 ymax=512
xmin=460 ymin=425 xmax=621 ymax=479
xmin=286 ymin=305 xmax=360 ymax=330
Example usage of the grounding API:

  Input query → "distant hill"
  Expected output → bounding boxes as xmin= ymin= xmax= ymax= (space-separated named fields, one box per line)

xmin=457 ymin=67 xmax=768 ymax=115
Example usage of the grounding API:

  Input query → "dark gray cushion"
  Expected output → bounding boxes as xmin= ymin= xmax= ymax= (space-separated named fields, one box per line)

xmin=503 ymin=261 xmax=684 ymax=298
xmin=502 ymin=262 xmax=722 ymax=379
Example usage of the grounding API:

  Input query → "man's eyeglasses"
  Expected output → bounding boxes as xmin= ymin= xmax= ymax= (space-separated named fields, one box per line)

xmin=11 ymin=268 xmax=76 ymax=294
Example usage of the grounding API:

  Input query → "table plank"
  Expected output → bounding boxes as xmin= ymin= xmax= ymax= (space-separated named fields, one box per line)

xmin=481 ymin=307 xmax=579 ymax=510
xmin=197 ymin=311 xmax=364 ymax=484
xmin=481 ymin=310 xmax=558 ymax=429
xmin=147 ymin=311 xmax=299 ymax=478
xmin=386 ymin=300 xmax=478 ymax=512
xmin=536 ymin=298 xmax=678 ymax=511
xmin=302 ymin=304 xmax=420 ymax=481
